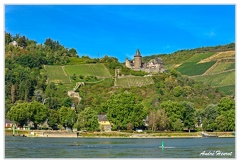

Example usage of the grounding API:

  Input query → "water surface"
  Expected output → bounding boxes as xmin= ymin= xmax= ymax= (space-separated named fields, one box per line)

xmin=5 ymin=136 xmax=235 ymax=158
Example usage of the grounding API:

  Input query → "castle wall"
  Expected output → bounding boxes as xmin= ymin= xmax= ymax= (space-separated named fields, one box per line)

xmin=125 ymin=59 xmax=132 ymax=68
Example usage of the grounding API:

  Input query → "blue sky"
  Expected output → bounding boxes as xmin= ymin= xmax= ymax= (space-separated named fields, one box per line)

xmin=5 ymin=5 xmax=235 ymax=62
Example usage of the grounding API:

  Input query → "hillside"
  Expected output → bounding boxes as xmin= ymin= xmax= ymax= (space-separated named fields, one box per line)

xmin=143 ymin=43 xmax=235 ymax=96
xmin=64 ymin=64 xmax=112 ymax=78
xmin=114 ymin=76 xmax=154 ymax=88
xmin=44 ymin=64 xmax=111 ymax=83
xmin=5 ymin=32 xmax=235 ymax=132
xmin=45 ymin=65 xmax=71 ymax=84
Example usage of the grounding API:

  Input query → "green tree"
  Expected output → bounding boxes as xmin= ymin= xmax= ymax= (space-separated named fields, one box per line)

xmin=68 ymin=48 xmax=78 ymax=57
xmin=159 ymin=100 xmax=184 ymax=130
xmin=17 ymin=36 xmax=27 ymax=48
xmin=182 ymin=101 xmax=195 ymax=132
xmin=172 ymin=118 xmax=184 ymax=131
xmin=157 ymin=109 xmax=170 ymax=131
xmin=7 ymin=102 xmax=29 ymax=127
xmin=218 ymin=97 xmax=235 ymax=113
xmin=27 ymin=101 xmax=48 ymax=129
xmin=202 ymin=104 xmax=218 ymax=131
xmin=106 ymin=92 xmax=146 ymax=130
xmin=148 ymin=110 xmax=158 ymax=131
xmin=226 ymin=109 xmax=235 ymax=131
xmin=5 ymin=32 xmax=13 ymax=45
xmin=215 ymin=115 xmax=228 ymax=131
xmin=47 ymin=109 xmax=59 ymax=129
xmin=58 ymin=106 xmax=77 ymax=129
xmin=75 ymin=107 xmax=99 ymax=131
xmin=173 ymin=86 xmax=183 ymax=97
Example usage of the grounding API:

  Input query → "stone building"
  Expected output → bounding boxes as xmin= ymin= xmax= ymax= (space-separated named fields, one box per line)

xmin=125 ymin=49 xmax=165 ymax=73
xmin=125 ymin=49 xmax=143 ymax=69
xmin=145 ymin=57 xmax=165 ymax=73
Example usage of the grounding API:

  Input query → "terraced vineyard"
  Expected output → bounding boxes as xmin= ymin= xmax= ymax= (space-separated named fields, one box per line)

xmin=115 ymin=76 xmax=154 ymax=88
xmin=203 ymin=59 xmax=235 ymax=75
xmin=199 ymin=50 xmax=235 ymax=63
xmin=176 ymin=61 xmax=216 ymax=76
xmin=64 ymin=64 xmax=111 ymax=78
xmin=192 ymin=70 xmax=235 ymax=95
xmin=186 ymin=52 xmax=215 ymax=62
xmin=44 ymin=65 xmax=71 ymax=83
xmin=170 ymin=50 xmax=235 ymax=95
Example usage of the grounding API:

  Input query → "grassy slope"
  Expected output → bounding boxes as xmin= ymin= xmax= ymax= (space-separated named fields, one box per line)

xmin=45 ymin=65 xmax=71 ymax=84
xmin=64 ymin=64 xmax=111 ymax=78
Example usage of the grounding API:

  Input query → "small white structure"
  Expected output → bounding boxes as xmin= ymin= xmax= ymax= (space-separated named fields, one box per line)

xmin=10 ymin=41 xmax=18 ymax=47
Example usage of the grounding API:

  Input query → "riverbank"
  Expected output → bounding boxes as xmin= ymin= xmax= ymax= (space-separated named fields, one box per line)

xmin=5 ymin=129 xmax=235 ymax=138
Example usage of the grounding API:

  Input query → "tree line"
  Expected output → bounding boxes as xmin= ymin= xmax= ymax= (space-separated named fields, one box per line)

xmin=6 ymin=92 xmax=235 ymax=132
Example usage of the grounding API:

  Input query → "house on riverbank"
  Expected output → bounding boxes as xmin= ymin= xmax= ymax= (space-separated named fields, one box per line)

xmin=5 ymin=119 xmax=13 ymax=128
xmin=98 ymin=113 xmax=111 ymax=132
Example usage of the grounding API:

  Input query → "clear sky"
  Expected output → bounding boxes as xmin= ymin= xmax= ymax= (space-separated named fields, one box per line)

xmin=5 ymin=4 xmax=235 ymax=62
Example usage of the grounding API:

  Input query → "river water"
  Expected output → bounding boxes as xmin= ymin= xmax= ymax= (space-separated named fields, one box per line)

xmin=5 ymin=136 xmax=235 ymax=158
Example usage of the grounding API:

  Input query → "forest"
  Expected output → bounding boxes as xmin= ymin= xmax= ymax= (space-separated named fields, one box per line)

xmin=5 ymin=32 xmax=235 ymax=132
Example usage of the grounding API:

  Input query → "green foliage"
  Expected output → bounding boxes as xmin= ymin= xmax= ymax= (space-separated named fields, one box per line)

xmin=215 ymin=115 xmax=228 ymax=131
xmin=225 ymin=109 xmax=235 ymax=131
xmin=200 ymin=97 xmax=235 ymax=131
xmin=182 ymin=102 xmax=195 ymax=132
xmin=217 ymin=97 xmax=235 ymax=113
xmin=156 ymin=100 xmax=196 ymax=131
xmin=171 ymin=119 xmax=184 ymax=131
xmin=68 ymin=56 xmax=96 ymax=64
xmin=120 ymin=67 xmax=148 ymax=76
xmin=106 ymin=92 xmax=147 ymax=130
xmin=27 ymin=101 xmax=49 ymax=129
xmin=159 ymin=101 xmax=183 ymax=131
xmin=74 ymin=107 xmax=99 ymax=131
xmin=58 ymin=106 xmax=77 ymax=129
xmin=4 ymin=32 xmax=235 ymax=133
xmin=202 ymin=104 xmax=218 ymax=131
xmin=7 ymin=102 xmax=48 ymax=128
xmin=173 ymin=86 xmax=183 ymax=97
xmin=47 ymin=109 xmax=59 ymax=129
xmin=7 ymin=103 xmax=29 ymax=127
xmin=148 ymin=109 xmax=170 ymax=131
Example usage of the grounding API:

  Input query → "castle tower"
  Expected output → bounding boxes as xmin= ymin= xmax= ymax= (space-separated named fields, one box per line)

xmin=134 ymin=49 xmax=142 ymax=69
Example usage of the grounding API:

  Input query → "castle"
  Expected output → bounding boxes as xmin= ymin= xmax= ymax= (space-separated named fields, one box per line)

xmin=125 ymin=49 xmax=165 ymax=73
